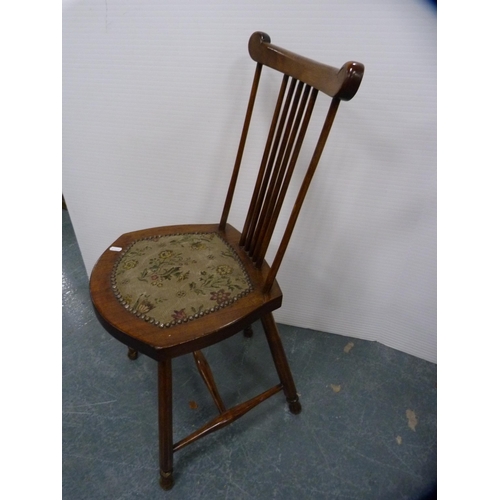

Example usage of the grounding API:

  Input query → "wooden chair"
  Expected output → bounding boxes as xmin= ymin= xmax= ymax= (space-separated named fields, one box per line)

xmin=89 ymin=31 xmax=364 ymax=490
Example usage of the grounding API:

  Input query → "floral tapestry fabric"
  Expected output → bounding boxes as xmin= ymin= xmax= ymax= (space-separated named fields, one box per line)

xmin=112 ymin=232 xmax=253 ymax=328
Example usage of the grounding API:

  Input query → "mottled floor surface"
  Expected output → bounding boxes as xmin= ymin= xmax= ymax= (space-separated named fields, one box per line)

xmin=62 ymin=209 xmax=437 ymax=499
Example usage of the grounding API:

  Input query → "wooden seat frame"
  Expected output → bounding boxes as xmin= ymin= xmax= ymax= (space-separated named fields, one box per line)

xmin=90 ymin=31 xmax=364 ymax=490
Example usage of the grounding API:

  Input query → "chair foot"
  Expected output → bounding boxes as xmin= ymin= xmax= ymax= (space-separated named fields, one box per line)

xmin=287 ymin=397 xmax=302 ymax=415
xmin=127 ymin=347 xmax=138 ymax=360
xmin=243 ymin=325 xmax=254 ymax=338
xmin=159 ymin=470 xmax=174 ymax=490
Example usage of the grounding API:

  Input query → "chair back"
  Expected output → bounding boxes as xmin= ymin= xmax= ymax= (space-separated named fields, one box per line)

xmin=219 ymin=32 xmax=364 ymax=291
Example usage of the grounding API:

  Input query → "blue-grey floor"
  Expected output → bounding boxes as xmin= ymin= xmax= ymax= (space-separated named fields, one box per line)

xmin=62 ymin=209 xmax=436 ymax=499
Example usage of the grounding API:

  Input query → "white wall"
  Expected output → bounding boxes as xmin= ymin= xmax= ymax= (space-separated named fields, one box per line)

xmin=63 ymin=0 xmax=436 ymax=362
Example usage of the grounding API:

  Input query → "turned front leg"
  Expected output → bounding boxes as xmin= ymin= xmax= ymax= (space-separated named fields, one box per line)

xmin=158 ymin=359 xmax=174 ymax=490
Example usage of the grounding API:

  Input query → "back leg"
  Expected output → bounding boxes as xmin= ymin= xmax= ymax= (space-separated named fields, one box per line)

xmin=260 ymin=313 xmax=301 ymax=414
xmin=243 ymin=325 xmax=254 ymax=338
xmin=127 ymin=347 xmax=138 ymax=360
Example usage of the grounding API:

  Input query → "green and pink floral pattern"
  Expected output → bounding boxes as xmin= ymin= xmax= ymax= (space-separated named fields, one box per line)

xmin=112 ymin=232 xmax=253 ymax=327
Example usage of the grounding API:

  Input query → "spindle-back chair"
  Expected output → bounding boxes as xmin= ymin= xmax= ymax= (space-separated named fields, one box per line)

xmin=90 ymin=31 xmax=364 ymax=490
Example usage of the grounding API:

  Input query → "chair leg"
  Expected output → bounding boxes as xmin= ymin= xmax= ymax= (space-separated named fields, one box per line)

xmin=260 ymin=313 xmax=302 ymax=414
xmin=158 ymin=359 xmax=174 ymax=490
xmin=193 ymin=350 xmax=226 ymax=414
xmin=127 ymin=347 xmax=138 ymax=360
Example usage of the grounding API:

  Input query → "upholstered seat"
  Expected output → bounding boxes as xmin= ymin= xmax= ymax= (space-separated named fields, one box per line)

xmin=91 ymin=223 xmax=284 ymax=359
xmin=89 ymin=32 xmax=364 ymax=490
xmin=112 ymin=229 xmax=253 ymax=328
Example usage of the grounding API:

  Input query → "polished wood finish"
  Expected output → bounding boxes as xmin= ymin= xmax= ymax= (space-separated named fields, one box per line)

xmin=220 ymin=63 xmax=263 ymax=231
xmin=173 ymin=384 xmax=283 ymax=453
xmin=261 ymin=313 xmax=301 ymax=413
xmin=264 ymin=96 xmax=341 ymax=292
xmin=193 ymin=350 xmax=226 ymax=414
xmin=158 ymin=360 xmax=174 ymax=490
xmin=89 ymin=31 xmax=364 ymax=489
xmin=248 ymin=31 xmax=363 ymax=101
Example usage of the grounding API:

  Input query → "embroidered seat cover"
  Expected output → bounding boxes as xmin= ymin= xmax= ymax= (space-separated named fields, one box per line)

xmin=111 ymin=232 xmax=253 ymax=328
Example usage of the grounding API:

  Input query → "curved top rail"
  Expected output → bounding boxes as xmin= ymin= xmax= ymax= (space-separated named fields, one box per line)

xmin=248 ymin=31 xmax=364 ymax=101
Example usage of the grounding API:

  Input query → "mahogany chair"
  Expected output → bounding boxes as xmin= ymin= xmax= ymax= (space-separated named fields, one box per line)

xmin=90 ymin=31 xmax=364 ymax=490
